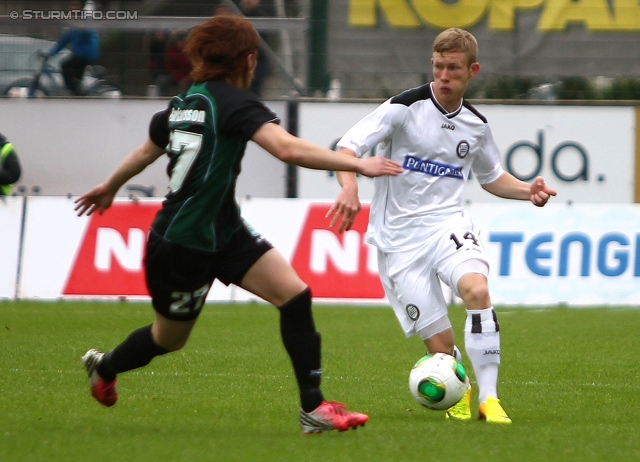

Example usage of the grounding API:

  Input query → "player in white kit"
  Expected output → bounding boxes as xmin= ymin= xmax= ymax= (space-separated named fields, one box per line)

xmin=327 ymin=28 xmax=557 ymax=424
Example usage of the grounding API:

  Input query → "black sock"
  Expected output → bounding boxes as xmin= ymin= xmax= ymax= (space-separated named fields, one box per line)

xmin=279 ymin=288 xmax=324 ymax=412
xmin=97 ymin=324 xmax=169 ymax=381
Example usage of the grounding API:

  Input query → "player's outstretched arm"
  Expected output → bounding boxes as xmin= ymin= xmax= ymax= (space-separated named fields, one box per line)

xmin=75 ymin=138 xmax=165 ymax=216
xmin=252 ymin=123 xmax=402 ymax=178
xmin=481 ymin=172 xmax=556 ymax=207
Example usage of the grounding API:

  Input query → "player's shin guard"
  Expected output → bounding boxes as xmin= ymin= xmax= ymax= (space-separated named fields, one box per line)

xmin=452 ymin=345 xmax=463 ymax=363
xmin=279 ymin=288 xmax=324 ymax=412
xmin=98 ymin=324 xmax=169 ymax=381
xmin=464 ymin=308 xmax=501 ymax=404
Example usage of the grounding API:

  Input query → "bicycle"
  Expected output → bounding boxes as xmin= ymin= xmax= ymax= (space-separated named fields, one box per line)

xmin=3 ymin=51 xmax=123 ymax=98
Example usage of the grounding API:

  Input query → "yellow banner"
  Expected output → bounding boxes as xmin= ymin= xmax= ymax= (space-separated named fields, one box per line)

xmin=348 ymin=0 xmax=640 ymax=31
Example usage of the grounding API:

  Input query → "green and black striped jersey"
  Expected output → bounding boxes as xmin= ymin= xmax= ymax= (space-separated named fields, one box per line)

xmin=148 ymin=80 xmax=279 ymax=252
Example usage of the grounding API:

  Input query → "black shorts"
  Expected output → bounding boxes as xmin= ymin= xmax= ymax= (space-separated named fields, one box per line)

xmin=144 ymin=223 xmax=273 ymax=320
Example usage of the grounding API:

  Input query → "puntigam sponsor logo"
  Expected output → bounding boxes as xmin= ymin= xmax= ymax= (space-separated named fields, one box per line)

xmin=403 ymin=155 xmax=463 ymax=179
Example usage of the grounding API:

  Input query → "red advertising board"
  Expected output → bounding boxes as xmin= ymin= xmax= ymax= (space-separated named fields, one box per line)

xmin=290 ymin=204 xmax=384 ymax=298
xmin=63 ymin=202 xmax=160 ymax=296
xmin=61 ymin=200 xmax=385 ymax=300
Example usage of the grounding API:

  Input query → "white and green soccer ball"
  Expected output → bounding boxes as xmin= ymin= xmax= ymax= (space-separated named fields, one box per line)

xmin=409 ymin=352 xmax=470 ymax=410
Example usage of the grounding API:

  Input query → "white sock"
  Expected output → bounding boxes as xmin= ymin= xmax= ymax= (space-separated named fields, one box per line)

xmin=464 ymin=308 xmax=501 ymax=404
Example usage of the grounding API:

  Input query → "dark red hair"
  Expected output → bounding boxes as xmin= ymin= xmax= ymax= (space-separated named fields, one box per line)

xmin=185 ymin=14 xmax=260 ymax=83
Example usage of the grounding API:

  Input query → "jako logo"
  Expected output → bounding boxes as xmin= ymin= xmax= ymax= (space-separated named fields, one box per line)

xmin=290 ymin=205 xmax=385 ymax=299
xmin=63 ymin=202 xmax=160 ymax=296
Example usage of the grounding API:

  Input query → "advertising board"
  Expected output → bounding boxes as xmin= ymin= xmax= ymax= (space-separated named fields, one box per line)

xmin=15 ymin=197 xmax=640 ymax=307
xmin=0 ymin=196 xmax=23 ymax=299
xmin=298 ymin=103 xmax=636 ymax=204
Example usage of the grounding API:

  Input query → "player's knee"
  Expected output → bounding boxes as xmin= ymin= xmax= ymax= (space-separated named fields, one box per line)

xmin=459 ymin=280 xmax=490 ymax=307
xmin=452 ymin=260 xmax=490 ymax=307
xmin=152 ymin=329 xmax=191 ymax=352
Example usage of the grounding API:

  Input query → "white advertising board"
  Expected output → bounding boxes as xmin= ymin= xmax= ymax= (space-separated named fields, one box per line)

xmin=19 ymin=196 xmax=87 ymax=299
xmin=298 ymin=103 xmax=636 ymax=204
xmin=18 ymin=197 xmax=235 ymax=301
xmin=0 ymin=196 xmax=23 ymax=299
xmin=1 ymin=100 xmax=634 ymax=203
xmin=0 ymin=99 xmax=287 ymax=199
xmin=13 ymin=197 xmax=640 ymax=306
xmin=468 ymin=203 xmax=640 ymax=306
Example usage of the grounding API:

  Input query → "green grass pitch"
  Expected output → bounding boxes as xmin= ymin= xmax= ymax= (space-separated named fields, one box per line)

xmin=1 ymin=300 xmax=639 ymax=461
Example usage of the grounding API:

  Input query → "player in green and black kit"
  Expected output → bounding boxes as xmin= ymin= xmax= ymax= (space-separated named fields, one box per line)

xmin=74 ymin=14 xmax=402 ymax=434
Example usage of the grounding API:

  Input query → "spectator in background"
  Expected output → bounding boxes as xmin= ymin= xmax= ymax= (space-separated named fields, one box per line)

xmin=0 ymin=133 xmax=22 ymax=196
xmin=164 ymin=30 xmax=192 ymax=95
xmin=238 ymin=0 xmax=272 ymax=96
xmin=145 ymin=30 xmax=172 ymax=96
xmin=46 ymin=0 xmax=99 ymax=95
xmin=215 ymin=0 xmax=275 ymax=96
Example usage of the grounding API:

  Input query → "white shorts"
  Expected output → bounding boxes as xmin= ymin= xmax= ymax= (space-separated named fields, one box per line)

xmin=377 ymin=213 xmax=489 ymax=339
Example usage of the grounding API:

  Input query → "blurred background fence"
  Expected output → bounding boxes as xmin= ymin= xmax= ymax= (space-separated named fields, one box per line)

xmin=1 ymin=0 xmax=640 ymax=100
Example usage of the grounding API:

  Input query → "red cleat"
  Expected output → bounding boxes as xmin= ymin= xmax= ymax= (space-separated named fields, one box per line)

xmin=299 ymin=400 xmax=369 ymax=434
xmin=81 ymin=349 xmax=117 ymax=407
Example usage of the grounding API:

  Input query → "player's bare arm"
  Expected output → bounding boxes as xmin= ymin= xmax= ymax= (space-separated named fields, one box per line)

xmin=252 ymin=123 xmax=402 ymax=177
xmin=481 ymin=172 xmax=557 ymax=207
xmin=327 ymin=148 xmax=361 ymax=233
xmin=75 ymin=138 xmax=165 ymax=216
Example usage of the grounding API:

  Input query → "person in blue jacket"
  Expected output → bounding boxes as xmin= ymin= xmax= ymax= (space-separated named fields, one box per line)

xmin=47 ymin=1 xmax=99 ymax=95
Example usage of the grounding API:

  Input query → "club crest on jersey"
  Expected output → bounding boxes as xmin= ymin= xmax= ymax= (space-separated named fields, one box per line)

xmin=403 ymin=155 xmax=463 ymax=179
xmin=457 ymin=141 xmax=470 ymax=159
xmin=406 ymin=304 xmax=420 ymax=321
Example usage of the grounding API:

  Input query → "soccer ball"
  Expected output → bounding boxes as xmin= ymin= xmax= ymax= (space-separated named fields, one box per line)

xmin=409 ymin=353 xmax=470 ymax=411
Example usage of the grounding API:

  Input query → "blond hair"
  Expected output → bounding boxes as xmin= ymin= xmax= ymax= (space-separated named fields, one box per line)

xmin=433 ymin=28 xmax=478 ymax=66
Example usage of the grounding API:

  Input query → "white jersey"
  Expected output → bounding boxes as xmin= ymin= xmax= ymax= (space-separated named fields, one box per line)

xmin=337 ymin=82 xmax=504 ymax=252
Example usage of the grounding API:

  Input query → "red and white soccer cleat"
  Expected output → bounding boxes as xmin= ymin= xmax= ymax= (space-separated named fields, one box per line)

xmin=299 ymin=400 xmax=369 ymax=434
xmin=81 ymin=349 xmax=118 ymax=407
